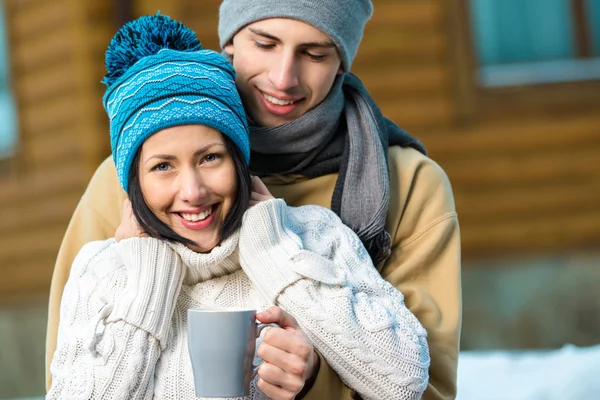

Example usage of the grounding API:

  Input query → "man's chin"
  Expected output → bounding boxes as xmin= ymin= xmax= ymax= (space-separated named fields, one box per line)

xmin=252 ymin=112 xmax=299 ymax=128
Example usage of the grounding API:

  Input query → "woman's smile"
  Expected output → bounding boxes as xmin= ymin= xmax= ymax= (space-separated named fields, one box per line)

xmin=175 ymin=204 xmax=219 ymax=230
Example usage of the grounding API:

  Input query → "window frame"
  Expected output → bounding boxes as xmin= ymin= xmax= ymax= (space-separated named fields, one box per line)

xmin=446 ymin=0 xmax=600 ymax=124
xmin=0 ymin=0 xmax=18 ymax=175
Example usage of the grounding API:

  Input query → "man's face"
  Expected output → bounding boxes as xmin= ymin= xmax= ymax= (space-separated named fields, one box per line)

xmin=224 ymin=18 xmax=343 ymax=128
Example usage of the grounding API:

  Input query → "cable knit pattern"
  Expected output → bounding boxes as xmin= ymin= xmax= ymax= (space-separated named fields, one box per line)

xmin=48 ymin=232 xmax=271 ymax=400
xmin=48 ymin=200 xmax=429 ymax=399
xmin=239 ymin=199 xmax=431 ymax=400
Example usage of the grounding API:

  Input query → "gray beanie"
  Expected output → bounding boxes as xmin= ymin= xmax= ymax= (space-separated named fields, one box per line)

xmin=218 ymin=0 xmax=373 ymax=71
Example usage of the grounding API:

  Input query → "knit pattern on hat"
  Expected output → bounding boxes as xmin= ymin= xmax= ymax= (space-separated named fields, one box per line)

xmin=103 ymin=15 xmax=250 ymax=190
xmin=218 ymin=0 xmax=373 ymax=71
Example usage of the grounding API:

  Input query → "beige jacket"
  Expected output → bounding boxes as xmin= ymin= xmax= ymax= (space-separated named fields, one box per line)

xmin=46 ymin=145 xmax=462 ymax=399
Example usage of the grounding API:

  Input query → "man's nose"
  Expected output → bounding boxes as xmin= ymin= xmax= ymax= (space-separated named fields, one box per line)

xmin=269 ymin=53 xmax=299 ymax=91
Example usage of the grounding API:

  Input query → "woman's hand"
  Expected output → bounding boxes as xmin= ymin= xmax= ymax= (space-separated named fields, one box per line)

xmin=115 ymin=199 xmax=147 ymax=242
xmin=255 ymin=306 xmax=320 ymax=400
xmin=249 ymin=176 xmax=275 ymax=207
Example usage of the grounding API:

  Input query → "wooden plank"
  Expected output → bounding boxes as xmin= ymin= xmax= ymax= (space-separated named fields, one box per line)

xmin=370 ymin=0 xmax=442 ymax=28
xmin=11 ymin=27 xmax=76 ymax=73
xmin=25 ymin=157 xmax=97 ymax=191
xmin=21 ymin=129 xmax=87 ymax=164
xmin=479 ymin=81 xmax=600 ymax=120
xmin=5 ymin=0 xmax=44 ymax=12
xmin=178 ymin=0 xmax=225 ymax=27
xmin=15 ymin=64 xmax=79 ymax=103
xmin=22 ymin=123 xmax=108 ymax=169
xmin=0 ymin=164 xmax=89 ymax=208
xmin=11 ymin=0 xmax=70 ymax=40
xmin=23 ymin=138 xmax=109 ymax=177
xmin=356 ymin=27 xmax=446 ymax=62
xmin=134 ymin=0 xmax=180 ymax=18
xmin=12 ymin=30 xmax=76 ymax=75
xmin=442 ymin=0 xmax=479 ymax=124
xmin=424 ymin=114 xmax=600 ymax=158
xmin=382 ymin=95 xmax=454 ymax=129
xmin=0 ymin=289 xmax=50 ymax=308
xmin=185 ymin=18 xmax=220 ymax=51
xmin=571 ymin=0 xmax=593 ymax=58
xmin=461 ymin=209 xmax=600 ymax=257
xmin=358 ymin=62 xmax=449 ymax=95
xmin=0 ymin=189 xmax=80 ymax=235
xmin=87 ymin=0 xmax=112 ymax=18
xmin=19 ymin=96 xmax=82 ymax=135
xmin=0 ymin=225 xmax=66 ymax=269
xmin=444 ymin=145 xmax=600 ymax=188
xmin=87 ymin=27 xmax=120 ymax=88
xmin=3 ymin=0 xmax=38 ymax=15
xmin=0 ymin=237 xmax=64 ymax=273
xmin=0 ymin=252 xmax=58 ymax=298
xmin=455 ymin=179 xmax=600 ymax=221
xmin=179 ymin=0 xmax=226 ymax=14
xmin=87 ymin=25 xmax=115 ymax=53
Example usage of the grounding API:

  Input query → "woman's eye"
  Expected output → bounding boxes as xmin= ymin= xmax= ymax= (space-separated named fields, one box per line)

xmin=203 ymin=153 xmax=220 ymax=163
xmin=153 ymin=162 xmax=170 ymax=172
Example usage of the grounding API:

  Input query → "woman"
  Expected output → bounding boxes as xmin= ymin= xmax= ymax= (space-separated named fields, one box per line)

xmin=48 ymin=14 xmax=430 ymax=400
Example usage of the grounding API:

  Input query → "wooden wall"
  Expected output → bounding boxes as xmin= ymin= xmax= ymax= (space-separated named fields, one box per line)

xmin=360 ymin=0 xmax=600 ymax=258
xmin=0 ymin=0 xmax=114 ymax=304
xmin=1 ymin=0 xmax=599 ymax=303
xmin=424 ymin=0 xmax=600 ymax=257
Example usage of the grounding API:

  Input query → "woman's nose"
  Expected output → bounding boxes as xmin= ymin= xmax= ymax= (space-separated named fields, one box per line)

xmin=178 ymin=171 xmax=208 ymax=203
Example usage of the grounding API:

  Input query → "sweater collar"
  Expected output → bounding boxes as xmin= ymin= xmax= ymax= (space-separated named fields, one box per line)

xmin=168 ymin=230 xmax=241 ymax=285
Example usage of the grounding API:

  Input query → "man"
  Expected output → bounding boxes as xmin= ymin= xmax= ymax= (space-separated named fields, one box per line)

xmin=46 ymin=1 xmax=462 ymax=399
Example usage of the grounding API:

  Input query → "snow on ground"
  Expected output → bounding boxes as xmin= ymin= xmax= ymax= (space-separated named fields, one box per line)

xmin=457 ymin=344 xmax=600 ymax=400
xmin=9 ymin=344 xmax=600 ymax=400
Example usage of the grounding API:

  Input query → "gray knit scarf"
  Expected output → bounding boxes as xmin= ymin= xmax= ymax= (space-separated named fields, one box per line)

xmin=249 ymin=73 xmax=426 ymax=267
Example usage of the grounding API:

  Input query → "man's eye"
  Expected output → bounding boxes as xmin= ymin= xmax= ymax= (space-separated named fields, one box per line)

xmin=305 ymin=52 xmax=326 ymax=62
xmin=254 ymin=41 xmax=275 ymax=50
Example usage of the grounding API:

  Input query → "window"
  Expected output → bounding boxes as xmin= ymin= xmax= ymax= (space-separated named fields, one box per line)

xmin=469 ymin=0 xmax=600 ymax=86
xmin=0 ymin=0 xmax=17 ymax=158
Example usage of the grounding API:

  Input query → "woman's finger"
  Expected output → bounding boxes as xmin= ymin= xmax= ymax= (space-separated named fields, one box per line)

xmin=257 ymin=306 xmax=300 ymax=330
xmin=251 ymin=176 xmax=275 ymax=199
xmin=257 ymin=339 xmax=308 ymax=377
xmin=115 ymin=198 xmax=147 ymax=240
xmin=256 ymin=379 xmax=296 ymax=400
xmin=263 ymin=330 xmax=312 ymax=362
xmin=256 ymin=363 xmax=304 ymax=399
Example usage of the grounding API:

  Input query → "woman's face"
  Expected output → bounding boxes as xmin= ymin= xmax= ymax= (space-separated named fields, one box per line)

xmin=138 ymin=125 xmax=238 ymax=252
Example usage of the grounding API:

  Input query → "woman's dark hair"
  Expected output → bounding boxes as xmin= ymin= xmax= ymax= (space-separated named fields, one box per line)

xmin=127 ymin=133 xmax=251 ymax=249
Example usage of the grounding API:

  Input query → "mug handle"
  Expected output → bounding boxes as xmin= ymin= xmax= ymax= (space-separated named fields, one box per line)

xmin=252 ymin=322 xmax=280 ymax=379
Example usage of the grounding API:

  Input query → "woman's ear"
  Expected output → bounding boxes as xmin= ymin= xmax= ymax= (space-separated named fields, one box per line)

xmin=224 ymin=42 xmax=234 ymax=56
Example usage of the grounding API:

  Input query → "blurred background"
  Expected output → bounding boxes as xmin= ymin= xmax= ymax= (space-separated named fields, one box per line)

xmin=0 ymin=0 xmax=599 ymax=399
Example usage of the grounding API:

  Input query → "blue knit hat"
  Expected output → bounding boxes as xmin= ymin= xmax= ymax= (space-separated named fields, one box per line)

xmin=103 ymin=14 xmax=250 ymax=191
xmin=218 ymin=0 xmax=373 ymax=71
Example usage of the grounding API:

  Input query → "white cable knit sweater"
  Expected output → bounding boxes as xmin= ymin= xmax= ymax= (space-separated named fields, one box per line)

xmin=48 ymin=199 xmax=429 ymax=400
